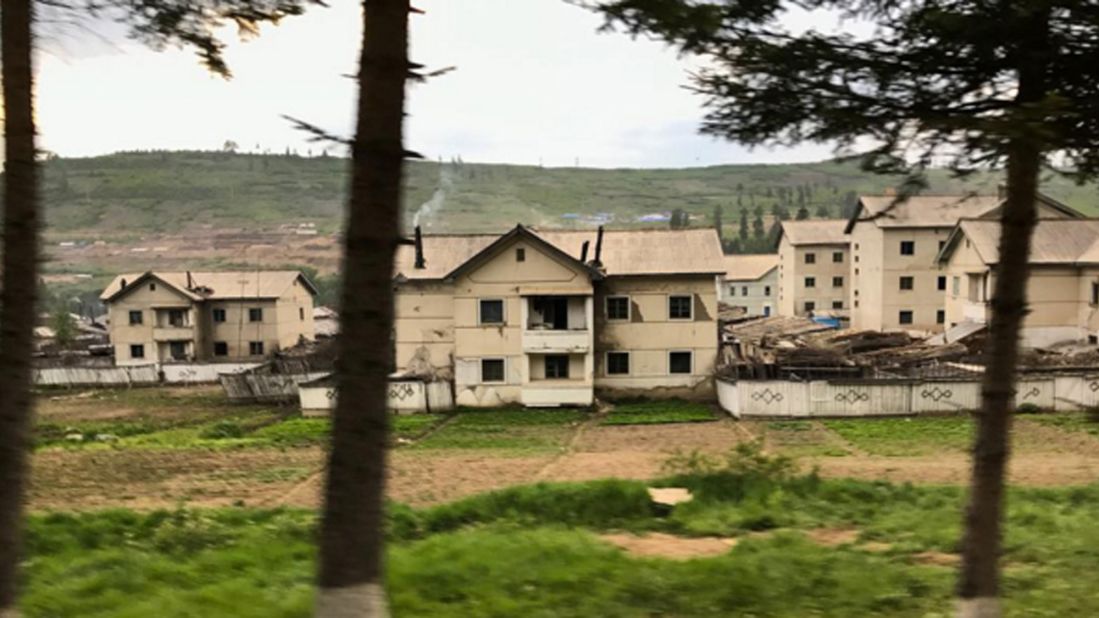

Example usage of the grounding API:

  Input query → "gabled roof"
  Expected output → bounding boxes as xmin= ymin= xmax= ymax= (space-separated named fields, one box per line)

xmin=846 ymin=191 xmax=1083 ymax=233
xmin=724 ymin=254 xmax=779 ymax=281
xmin=394 ymin=226 xmax=725 ymax=280
xmin=101 ymin=270 xmax=317 ymax=303
xmin=776 ymin=219 xmax=849 ymax=247
xmin=936 ymin=218 xmax=1099 ymax=266
xmin=440 ymin=225 xmax=604 ymax=282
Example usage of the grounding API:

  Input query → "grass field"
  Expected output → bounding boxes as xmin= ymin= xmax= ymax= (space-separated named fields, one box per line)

xmin=824 ymin=416 xmax=975 ymax=456
xmin=601 ymin=400 xmax=716 ymax=426
xmin=20 ymin=449 xmax=1099 ymax=617
xmin=412 ymin=407 xmax=585 ymax=453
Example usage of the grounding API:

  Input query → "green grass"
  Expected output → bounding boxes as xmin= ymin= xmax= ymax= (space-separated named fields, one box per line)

xmin=34 ymin=387 xmax=446 ymax=450
xmin=758 ymin=420 xmax=852 ymax=458
xmin=600 ymin=400 xmax=715 ymax=426
xmin=824 ymin=416 xmax=975 ymax=456
xmin=1030 ymin=411 xmax=1099 ymax=436
xmin=412 ymin=407 xmax=585 ymax=453
xmin=21 ymin=461 xmax=1099 ymax=617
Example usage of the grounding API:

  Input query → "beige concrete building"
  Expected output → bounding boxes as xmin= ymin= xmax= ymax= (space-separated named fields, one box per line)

xmin=847 ymin=193 xmax=1082 ymax=333
xmin=100 ymin=271 xmax=317 ymax=365
xmin=937 ymin=218 xmax=1099 ymax=348
xmin=776 ymin=220 xmax=850 ymax=317
xmin=720 ymin=254 xmax=779 ymax=317
xmin=392 ymin=225 xmax=724 ymax=406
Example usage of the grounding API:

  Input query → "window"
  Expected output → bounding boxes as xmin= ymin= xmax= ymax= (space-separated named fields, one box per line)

xmin=832 ymin=300 xmax=843 ymax=309
xmin=832 ymin=276 xmax=843 ymax=288
xmin=763 ymin=306 xmax=772 ymax=317
xmin=937 ymin=310 xmax=946 ymax=324
xmin=669 ymin=351 xmax=692 ymax=374
xmin=481 ymin=358 xmax=505 ymax=383
xmin=129 ymin=344 xmax=144 ymax=359
xmin=516 ymin=248 xmax=526 ymax=262
xmin=212 ymin=308 xmax=226 ymax=323
xmin=854 ymin=300 xmax=860 ymax=308
xmin=128 ymin=310 xmax=143 ymax=325
xmin=900 ymin=276 xmax=914 ymax=290
xmin=606 ymin=352 xmax=630 ymax=376
xmin=606 ymin=296 xmax=630 ymax=321
xmin=805 ymin=276 xmax=816 ymax=288
xmin=805 ymin=252 xmax=816 ymax=264
xmin=900 ymin=240 xmax=915 ymax=255
xmin=939 ymin=240 xmax=946 ymax=252
xmin=214 ymin=342 xmax=229 ymax=356
xmin=804 ymin=301 xmax=816 ymax=313
xmin=953 ymin=276 xmax=961 ymax=295
xmin=938 ymin=276 xmax=947 ymax=291
xmin=1093 ymin=282 xmax=1099 ymax=306
xmin=479 ymin=299 xmax=505 ymax=324
xmin=248 ymin=308 xmax=264 ymax=322
xmin=855 ymin=255 xmax=860 ymax=263
xmin=168 ymin=309 xmax=186 ymax=327
xmin=169 ymin=341 xmax=187 ymax=360
xmin=899 ymin=310 xmax=914 ymax=325
xmin=249 ymin=341 xmax=265 ymax=355
xmin=855 ymin=267 xmax=860 ymax=275
xmin=764 ymin=286 xmax=771 ymax=296
xmin=728 ymin=286 xmax=736 ymax=297
xmin=149 ymin=283 xmax=156 ymax=291
xmin=300 ymin=307 xmax=305 ymax=321
xmin=741 ymin=286 xmax=749 ymax=296
xmin=832 ymin=252 xmax=844 ymax=263
xmin=544 ymin=355 xmax=569 ymax=379
xmin=668 ymin=295 xmax=693 ymax=320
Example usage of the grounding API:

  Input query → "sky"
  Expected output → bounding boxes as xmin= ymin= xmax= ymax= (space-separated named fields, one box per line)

xmin=35 ymin=0 xmax=839 ymax=168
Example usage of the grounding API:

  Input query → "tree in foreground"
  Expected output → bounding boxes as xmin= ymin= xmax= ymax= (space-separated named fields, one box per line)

xmin=316 ymin=0 xmax=412 ymax=615
xmin=591 ymin=1 xmax=1099 ymax=616
xmin=0 ymin=1 xmax=318 ymax=614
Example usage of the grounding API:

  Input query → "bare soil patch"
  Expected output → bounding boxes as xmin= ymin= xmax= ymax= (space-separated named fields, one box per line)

xmin=912 ymin=551 xmax=961 ymax=567
xmin=1014 ymin=417 xmax=1099 ymax=454
xmin=600 ymin=532 xmax=737 ymax=560
xmin=804 ymin=528 xmax=860 ymax=547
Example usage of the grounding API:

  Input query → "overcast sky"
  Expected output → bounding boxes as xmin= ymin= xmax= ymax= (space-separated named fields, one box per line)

xmin=36 ymin=0 xmax=838 ymax=168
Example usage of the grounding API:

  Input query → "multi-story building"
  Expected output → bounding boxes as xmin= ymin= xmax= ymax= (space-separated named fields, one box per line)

xmin=847 ymin=193 xmax=1081 ymax=333
xmin=937 ymin=218 xmax=1099 ymax=348
xmin=776 ymin=220 xmax=850 ymax=317
xmin=719 ymin=254 xmax=779 ymax=317
xmin=100 ymin=270 xmax=317 ymax=365
xmin=392 ymin=225 xmax=724 ymax=406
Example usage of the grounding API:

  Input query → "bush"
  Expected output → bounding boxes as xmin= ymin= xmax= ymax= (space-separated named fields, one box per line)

xmin=1016 ymin=403 xmax=1043 ymax=415
xmin=199 ymin=420 xmax=245 ymax=440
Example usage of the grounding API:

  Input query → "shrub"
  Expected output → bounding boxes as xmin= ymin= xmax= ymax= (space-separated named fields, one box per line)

xmin=199 ymin=420 xmax=245 ymax=440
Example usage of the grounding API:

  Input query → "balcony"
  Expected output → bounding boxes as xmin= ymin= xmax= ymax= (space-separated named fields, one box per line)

xmin=522 ymin=328 xmax=591 ymax=353
xmin=153 ymin=326 xmax=194 ymax=342
xmin=521 ymin=380 xmax=594 ymax=407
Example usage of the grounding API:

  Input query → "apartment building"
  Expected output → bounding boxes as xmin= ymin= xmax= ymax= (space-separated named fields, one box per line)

xmin=719 ymin=254 xmax=779 ymax=317
xmin=937 ymin=218 xmax=1099 ymax=348
xmin=847 ymin=193 xmax=1082 ymax=332
xmin=100 ymin=271 xmax=316 ymax=365
xmin=776 ymin=220 xmax=850 ymax=317
xmin=392 ymin=225 xmax=724 ymax=407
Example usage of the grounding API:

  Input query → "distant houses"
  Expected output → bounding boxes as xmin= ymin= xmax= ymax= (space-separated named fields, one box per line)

xmin=719 ymin=254 xmax=778 ymax=317
xmin=775 ymin=219 xmax=850 ymax=319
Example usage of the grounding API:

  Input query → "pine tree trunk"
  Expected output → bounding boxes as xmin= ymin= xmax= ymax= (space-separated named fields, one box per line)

xmin=0 ymin=0 xmax=39 ymax=615
xmin=315 ymin=0 xmax=408 ymax=616
xmin=956 ymin=9 xmax=1047 ymax=617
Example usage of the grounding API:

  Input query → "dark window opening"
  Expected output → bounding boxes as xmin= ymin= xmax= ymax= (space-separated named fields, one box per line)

xmin=669 ymin=295 xmax=692 ymax=320
xmin=805 ymin=253 xmax=816 ymax=264
xmin=530 ymin=296 xmax=569 ymax=330
xmin=544 ymin=355 xmax=569 ymax=379
xmin=832 ymin=252 xmax=844 ymax=263
xmin=900 ymin=276 xmax=914 ymax=290
xmin=168 ymin=309 xmax=186 ymax=327
xmin=832 ymin=301 xmax=843 ymax=309
xmin=212 ymin=308 xmax=226 ymax=323
xmin=480 ymin=299 xmax=505 ymax=324
xmin=248 ymin=308 xmax=263 ymax=322
xmin=669 ymin=351 xmax=692 ymax=374
xmin=938 ymin=276 xmax=947 ymax=291
xmin=900 ymin=241 xmax=915 ymax=255
xmin=805 ymin=277 xmax=816 ymax=288
xmin=130 ymin=344 xmax=144 ymax=359
xmin=607 ymin=352 xmax=629 ymax=375
xmin=606 ymin=296 xmax=629 ymax=320
xmin=214 ymin=342 xmax=229 ymax=356
xmin=804 ymin=301 xmax=816 ymax=313
xmin=169 ymin=341 xmax=187 ymax=360
xmin=481 ymin=358 xmax=505 ymax=382
xmin=936 ymin=310 xmax=945 ymax=324
xmin=899 ymin=310 xmax=914 ymax=325
xmin=128 ymin=310 xmax=143 ymax=326
xmin=249 ymin=341 xmax=265 ymax=355
xmin=832 ymin=276 xmax=843 ymax=287
xmin=516 ymin=248 xmax=526 ymax=262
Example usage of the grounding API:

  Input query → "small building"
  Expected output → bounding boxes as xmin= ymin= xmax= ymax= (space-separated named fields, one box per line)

xmin=719 ymin=254 xmax=779 ymax=317
xmin=847 ymin=192 xmax=1082 ymax=333
xmin=100 ymin=270 xmax=317 ymax=365
xmin=776 ymin=220 xmax=850 ymax=318
xmin=937 ymin=218 xmax=1099 ymax=348
xmin=392 ymin=224 xmax=724 ymax=407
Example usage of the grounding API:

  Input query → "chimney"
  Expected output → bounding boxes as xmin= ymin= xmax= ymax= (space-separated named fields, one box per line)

xmin=593 ymin=226 xmax=605 ymax=267
xmin=186 ymin=271 xmax=193 ymax=289
xmin=580 ymin=240 xmax=590 ymax=263
xmin=120 ymin=278 xmax=127 ymax=289
xmin=414 ymin=225 xmax=425 ymax=269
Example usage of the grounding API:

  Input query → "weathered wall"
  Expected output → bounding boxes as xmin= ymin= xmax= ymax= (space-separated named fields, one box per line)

xmin=33 ymin=365 xmax=160 ymax=387
xmin=720 ymin=268 xmax=778 ymax=317
xmin=300 ymin=379 xmax=454 ymax=416
xmin=777 ymin=238 xmax=850 ymax=317
xmin=394 ymin=280 xmax=456 ymax=372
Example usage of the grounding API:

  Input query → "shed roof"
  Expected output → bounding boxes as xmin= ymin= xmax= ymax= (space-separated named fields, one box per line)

xmin=937 ymin=219 xmax=1099 ymax=266
xmin=724 ymin=254 xmax=779 ymax=281
xmin=394 ymin=226 xmax=725 ymax=280
xmin=101 ymin=270 xmax=316 ymax=302
xmin=777 ymin=219 xmax=850 ymax=246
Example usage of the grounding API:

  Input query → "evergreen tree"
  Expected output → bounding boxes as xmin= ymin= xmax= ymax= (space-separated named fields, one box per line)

xmin=751 ymin=212 xmax=765 ymax=239
xmin=595 ymin=2 xmax=1099 ymax=614
xmin=738 ymin=208 xmax=749 ymax=241
xmin=712 ymin=204 xmax=723 ymax=241
xmin=795 ymin=206 xmax=809 ymax=220
xmin=814 ymin=204 xmax=831 ymax=218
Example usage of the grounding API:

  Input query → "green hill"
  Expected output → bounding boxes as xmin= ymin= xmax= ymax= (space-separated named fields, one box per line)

xmin=41 ymin=150 xmax=1098 ymax=238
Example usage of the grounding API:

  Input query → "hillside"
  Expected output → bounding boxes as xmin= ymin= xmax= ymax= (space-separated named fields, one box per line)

xmin=42 ymin=151 xmax=1099 ymax=239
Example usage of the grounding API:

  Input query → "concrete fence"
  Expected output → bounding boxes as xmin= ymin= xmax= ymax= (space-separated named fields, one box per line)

xmin=33 ymin=362 xmax=262 ymax=388
xmin=300 ymin=377 xmax=455 ymax=417
xmin=718 ymin=374 xmax=1099 ymax=418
